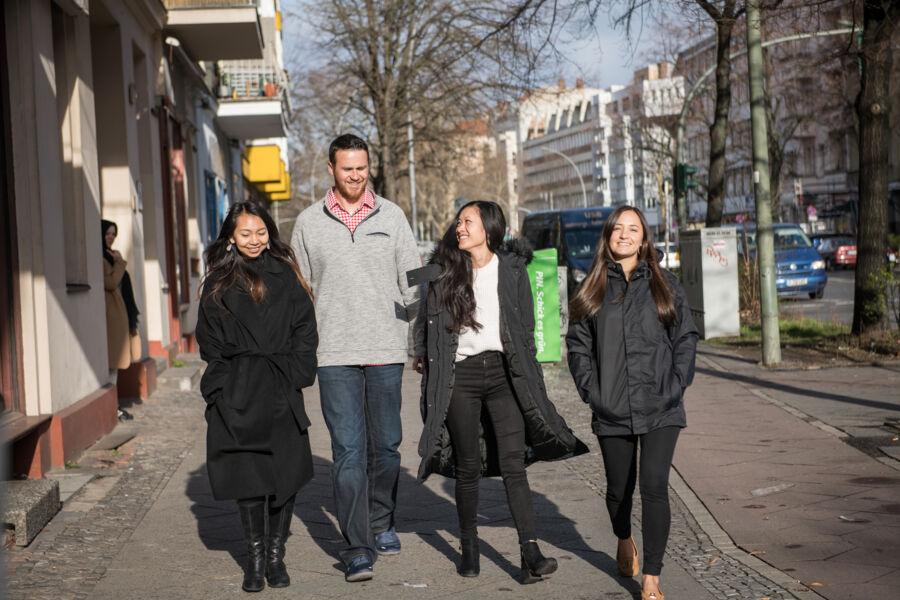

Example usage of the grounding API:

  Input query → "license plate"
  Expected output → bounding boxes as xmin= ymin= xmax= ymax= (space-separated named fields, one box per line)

xmin=848 ymin=249 xmax=857 ymax=256
xmin=786 ymin=278 xmax=808 ymax=287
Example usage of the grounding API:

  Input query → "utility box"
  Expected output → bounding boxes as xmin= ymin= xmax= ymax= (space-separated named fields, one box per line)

xmin=679 ymin=227 xmax=740 ymax=339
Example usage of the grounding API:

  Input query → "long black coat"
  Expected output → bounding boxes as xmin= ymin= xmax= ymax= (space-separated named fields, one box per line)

xmin=196 ymin=252 xmax=318 ymax=504
xmin=566 ymin=261 xmax=698 ymax=436
xmin=415 ymin=240 xmax=589 ymax=481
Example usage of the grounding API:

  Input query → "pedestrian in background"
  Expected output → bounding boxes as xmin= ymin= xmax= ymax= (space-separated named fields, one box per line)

xmin=566 ymin=206 xmax=698 ymax=600
xmin=415 ymin=201 xmax=588 ymax=583
xmin=101 ymin=219 xmax=140 ymax=421
xmin=196 ymin=202 xmax=317 ymax=593
xmin=290 ymin=134 xmax=420 ymax=582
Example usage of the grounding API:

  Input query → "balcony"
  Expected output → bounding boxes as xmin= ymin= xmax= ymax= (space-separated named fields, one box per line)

xmin=164 ymin=0 xmax=263 ymax=60
xmin=216 ymin=62 xmax=287 ymax=139
xmin=242 ymin=144 xmax=292 ymax=202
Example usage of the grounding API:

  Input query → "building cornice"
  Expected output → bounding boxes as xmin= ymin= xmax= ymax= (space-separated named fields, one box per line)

xmin=132 ymin=0 xmax=168 ymax=34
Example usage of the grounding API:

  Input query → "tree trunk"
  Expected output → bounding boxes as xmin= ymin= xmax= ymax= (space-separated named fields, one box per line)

xmin=705 ymin=18 xmax=736 ymax=227
xmin=852 ymin=1 xmax=897 ymax=335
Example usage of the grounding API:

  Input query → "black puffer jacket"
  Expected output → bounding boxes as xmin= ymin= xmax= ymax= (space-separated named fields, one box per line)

xmin=414 ymin=239 xmax=589 ymax=480
xmin=566 ymin=260 xmax=698 ymax=436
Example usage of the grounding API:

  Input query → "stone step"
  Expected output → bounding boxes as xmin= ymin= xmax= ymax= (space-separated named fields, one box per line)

xmin=45 ymin=471 xmax=95 ymax=504
xmin=0 ymin=479 xmax=61 ymax=546
xmin=153 ymin=356 xmax=168 ymax=377
xmin=91 ymin=423 xmax=138 ymax=451
xmin=156 ymin=364 xmax=201 ymax=391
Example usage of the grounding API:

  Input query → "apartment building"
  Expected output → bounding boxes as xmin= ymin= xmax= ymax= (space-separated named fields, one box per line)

xmin=494 ymin=80 xmax=603 ymax=232
xmin=676 ymin=5 xmax=862 ymax=230
xmin=517 ymin=65 xmax=683 ymax=231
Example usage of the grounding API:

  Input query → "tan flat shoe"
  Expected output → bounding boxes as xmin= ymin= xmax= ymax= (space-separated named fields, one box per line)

xmin=616 ymin=536 xmax=639 ymax=577
xmin=641 ymin=590 xmax=664 ymax=600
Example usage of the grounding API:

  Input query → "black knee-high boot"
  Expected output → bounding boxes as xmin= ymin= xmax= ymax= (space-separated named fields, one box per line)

xmin=237 ymin=497 xmax=267 ymax=593
xmin=266 ymin=495 xmax=295 ymax=588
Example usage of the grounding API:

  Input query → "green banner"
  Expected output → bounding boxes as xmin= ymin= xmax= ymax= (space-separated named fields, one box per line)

xmin=527 ymin=248 xmax=561 ymax=362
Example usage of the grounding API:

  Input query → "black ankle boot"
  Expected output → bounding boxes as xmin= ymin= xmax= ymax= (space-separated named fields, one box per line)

xmin=520 ymin=540 xmax=557 ymax=584
xmin=238 ymin=499 xmax=267 ymax=592
xmin=458 ymin=537 xmax=480 ymax=577
xmin=266 ymin=495 xmax=295 ymax=588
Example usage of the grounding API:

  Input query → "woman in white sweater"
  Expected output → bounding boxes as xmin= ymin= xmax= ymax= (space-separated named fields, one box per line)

xmin=415 ymin=201 xmax=587 ymax=584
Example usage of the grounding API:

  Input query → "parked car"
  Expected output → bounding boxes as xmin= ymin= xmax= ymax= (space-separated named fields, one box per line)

xmin=520 ymin=207 xmax=616 ymax=296
xmin=815 ymin=236 xmax=857 ymax=270
xmin=738 ymin=223 xmax=828 ymax=299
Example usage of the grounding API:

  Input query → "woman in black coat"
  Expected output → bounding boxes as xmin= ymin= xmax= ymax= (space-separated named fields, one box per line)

xmin=414 ymin=200 xmax=588 ymax=583
xmin=196 ymin=201 xmax=317 ymax=593
xmin=566 ymin=206 xmax=698 ymax=600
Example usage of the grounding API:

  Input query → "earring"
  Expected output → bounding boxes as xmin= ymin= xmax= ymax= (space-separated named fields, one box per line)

xmin=226 ymin=241 xmax=234 ymax=252
xmin=266 ymin=242 xmax=271 ymax=250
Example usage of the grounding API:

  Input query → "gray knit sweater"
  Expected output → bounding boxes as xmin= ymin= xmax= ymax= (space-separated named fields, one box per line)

xmin=290 ymin=194 xmax=421 ymax=366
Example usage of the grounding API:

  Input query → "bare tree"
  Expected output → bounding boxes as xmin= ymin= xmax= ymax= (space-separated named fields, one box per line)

xmin=694 ymin=0 xmax=747 ymax=226
xmin=852 ymin=0 xmax=900 ymax=335
xmin=288 ymin=0 xmax=567 ymax=204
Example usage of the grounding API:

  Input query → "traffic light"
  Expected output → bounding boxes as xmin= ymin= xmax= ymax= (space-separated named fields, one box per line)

xmin=674 ymin=163 xmax=698 ymax=196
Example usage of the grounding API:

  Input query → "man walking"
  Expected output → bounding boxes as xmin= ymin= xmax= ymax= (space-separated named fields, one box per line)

xmin=290 ymin=134 xmax=420 ymax=582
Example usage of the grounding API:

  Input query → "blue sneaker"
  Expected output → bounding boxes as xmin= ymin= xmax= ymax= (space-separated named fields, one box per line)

xmin=345 ymin=554 xmax=374 ymax=582
xmin=375 ymin=527 xmax=401 ymax=555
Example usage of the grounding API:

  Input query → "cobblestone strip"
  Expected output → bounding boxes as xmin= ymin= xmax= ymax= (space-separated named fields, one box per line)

xmin=4 ymin=388 xmax=204 ymax=600
xmin=543 ymin=362 xmax=817 ymax=600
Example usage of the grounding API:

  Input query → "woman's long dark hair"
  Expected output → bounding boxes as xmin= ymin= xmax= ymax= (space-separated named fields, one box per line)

xmin=101 ymin=219 xmax=117 ymax=265
xmin=201 ymin=202 xmax=311 ymax=304
xmin=431 ymin=200 xmax=506 ymax=333
xmin=570 ymin=206 xmax=676 ymax=325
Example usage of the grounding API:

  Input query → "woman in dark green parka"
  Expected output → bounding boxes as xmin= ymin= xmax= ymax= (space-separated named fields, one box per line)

xmin=566 ymin=206 xmax=698 ymax=600
xmin=414 ymin=201 xmax=588 ymax=584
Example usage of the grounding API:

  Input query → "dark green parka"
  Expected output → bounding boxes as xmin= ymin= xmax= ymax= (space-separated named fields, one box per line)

xmin=566 ymin=260 xmax=698 ymax=436
xmin=414 ymin=240 xmax=589 ymax=480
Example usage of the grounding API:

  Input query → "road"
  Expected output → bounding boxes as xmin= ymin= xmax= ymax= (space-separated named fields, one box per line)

xmin=779 ymin=269 xmax=854 ymax=325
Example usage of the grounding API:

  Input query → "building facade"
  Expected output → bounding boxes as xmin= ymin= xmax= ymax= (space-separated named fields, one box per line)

xmin=516 ymin=65 xmax=683 ymax=231
xmin=676 ymin=5 xmax=862 ymax=231
xmin=1 ymin=0 xmax=293 ymax=480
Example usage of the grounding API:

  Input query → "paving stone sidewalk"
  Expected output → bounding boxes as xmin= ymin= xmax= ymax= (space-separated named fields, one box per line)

xmin=3 ymin=358 xmax=811 ymax=600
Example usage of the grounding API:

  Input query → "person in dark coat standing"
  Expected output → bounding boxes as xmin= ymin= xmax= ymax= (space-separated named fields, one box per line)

xmin=566 ymin=206 xmax=698 ymax=600
xmin=196 ymin=202 xmax=318 ymax=593
xmin=414 ymin=201 xmax=588 ymax=583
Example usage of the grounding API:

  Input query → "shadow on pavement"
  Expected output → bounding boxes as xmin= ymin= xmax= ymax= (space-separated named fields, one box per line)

xmin=696 ymin=348 xmax=759 ymax=365
xmin=185 ymin=452 xmax=637 ymax=596
xmin=696 ymin=366 xmax=900 ymax=412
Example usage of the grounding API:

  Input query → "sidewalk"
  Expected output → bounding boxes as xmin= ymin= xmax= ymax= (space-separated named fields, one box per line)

xmin=669 ymin=345 xmax=900 ymax=600
xmin=5 ymin=355 xmax=805 ymax=600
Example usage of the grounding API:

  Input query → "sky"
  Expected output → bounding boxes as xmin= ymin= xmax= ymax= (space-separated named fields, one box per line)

xmin=281 ymin=1 xmax=658 ymax=93
xmin=548 ymin=8 xmax=659 ymax=90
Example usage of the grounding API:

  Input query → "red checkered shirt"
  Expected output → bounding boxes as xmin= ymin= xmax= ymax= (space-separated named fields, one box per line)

xmin=325 ymin=188 xmax=376 ymax=233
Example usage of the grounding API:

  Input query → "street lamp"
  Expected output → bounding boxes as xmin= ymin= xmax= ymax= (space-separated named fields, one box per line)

xmin=540 ymin=147 xmax=588 ymax=208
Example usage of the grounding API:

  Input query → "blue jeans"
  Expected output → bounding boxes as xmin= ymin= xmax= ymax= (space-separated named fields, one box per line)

xmin=317 ymin=364 xmax=404 ymax=564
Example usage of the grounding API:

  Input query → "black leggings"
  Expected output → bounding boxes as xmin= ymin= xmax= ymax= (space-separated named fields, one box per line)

xmin=597 ymin=426 xmax=680 ymax=576
xmin=445 ymin=351 xmax=536 ymax=544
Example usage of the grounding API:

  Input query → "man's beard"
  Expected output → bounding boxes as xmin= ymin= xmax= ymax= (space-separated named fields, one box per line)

xmin=336 ymin=180 xmax=366 ymax=202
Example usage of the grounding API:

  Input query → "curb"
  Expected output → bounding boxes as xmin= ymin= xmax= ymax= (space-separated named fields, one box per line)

xmin=667 ymin=467 xmax=825 ymax=600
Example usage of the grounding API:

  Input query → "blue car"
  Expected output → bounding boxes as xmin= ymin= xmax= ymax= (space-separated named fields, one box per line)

xmin=738 ymin=223 xmax=828 ymax=299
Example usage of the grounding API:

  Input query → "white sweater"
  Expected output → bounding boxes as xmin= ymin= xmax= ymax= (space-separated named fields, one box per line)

xmin=456 ymin=254 xmax=504 ymax=362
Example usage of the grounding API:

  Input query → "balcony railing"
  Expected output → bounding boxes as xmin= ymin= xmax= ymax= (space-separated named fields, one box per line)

xmin=216 ymin=61 xmax=287 ymax=101
xmin=164 ymin=0 xmax=257 ymax=8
